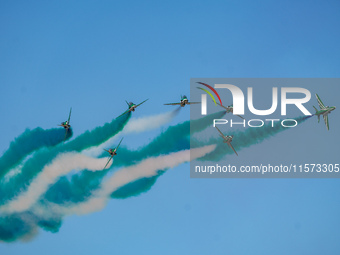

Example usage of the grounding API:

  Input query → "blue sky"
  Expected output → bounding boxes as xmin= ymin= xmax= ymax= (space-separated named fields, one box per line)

xmin=1 ymin=1 xmax=340 ymax=254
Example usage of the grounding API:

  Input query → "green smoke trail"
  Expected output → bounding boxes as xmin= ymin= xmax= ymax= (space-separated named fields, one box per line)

xmin=0 ymin=128 xmax=72 ymax=180
xmin=197 ymin=116 xmax=313 ymax=161
xmin=42 ymin=111 xmax=226 ymax=204
xmin=0 ymin=115 xmax=313 ymax=243
xmin=0 ymin=111 xmax=224 ymax=242
xmin=111 ymin=172 xmax=165 ymax=199
xmin=0 ymin=210 xmax=63 ymax=242
xmin=112 ymin=116 xmax=313 ymax=199
xmin=0 ymin=213 xmax=36 ymax=242
xmin=0 ymin=113 xmax=131 ymax=205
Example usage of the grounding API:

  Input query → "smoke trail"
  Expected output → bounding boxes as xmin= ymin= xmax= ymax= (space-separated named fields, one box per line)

xmin=0 ymin=127 xmax=72 ymax=179
xmin=123 ymin=107 xmax=181 ymax=134
xmin=108 ymin=110 xmax=226 ymax=167
xmin=42 ymin=145 xmax=216 ymax=216
xmin=0 ymin=114 xmax=313 ymax=242
xmin=197 ymin=116 xmax=313 ymax=161
xmin=0 ymin=113 xmax=130 ymax=205
xmin=0 ymin=145 xmax=215 ymax=242
xmin=0 ymin=209 xmax=64 ymax=242
xmin=83 ymin=108 xmax=181 ymax=157
xmin=111 ymin=174 xmax=162 ymax=199
xmin=113 ymin=116 xmax=313 ymax=198
xmin=0 ymin=111 xmax=223 ymax=212
xmin=0 ymin=212 xmax=39 ymax=242
xmin=0 ymin=153 xmax=109 ymax=213
xmin=40 ymin=111 xmax=225 ymax=205
xmin=62 ymin=112 xmax=131 ymax=151
xmin=31 ymin=114 xmax=312 ymax=208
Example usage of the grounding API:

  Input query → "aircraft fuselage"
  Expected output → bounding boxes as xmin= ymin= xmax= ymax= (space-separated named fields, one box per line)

xmin=316 ymin=107 xmax=336 ymax=116
xmin=180 ymin=99 xmax=188 ymax=107
xmin=129 ymin=104 xmax=137 ymax=111
xmin=108 ymin=149 xmax=117 ymax=156
xmin=222 ymin=136 xmax=233 ymax=143
xmin=60 ymin=122 xmax=70 ymax=129
xmin=226 ymin=106 xmax=233 ymax=113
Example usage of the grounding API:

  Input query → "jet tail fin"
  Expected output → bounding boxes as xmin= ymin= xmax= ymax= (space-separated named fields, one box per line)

xmin=313 ymin=106 xmax=320 ymax=122
xmin=125 ymin=100 xmax=129 ymax=106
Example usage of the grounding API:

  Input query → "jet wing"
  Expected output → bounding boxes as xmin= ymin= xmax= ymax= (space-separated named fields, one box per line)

xmin=316 ymin=94 xmax=326 ymax=110
xmin=67 ymin=108 xmax=72 ymax=124
xmin=217 ymin=103 xmax=229 ymax=111
xmin=116 ymin=137 xmax=123 ymax=150
xmin=103 ymin=156 xmax=113 ymax=170
xmin=164 ymin=102 xmax=181 ymax=105
xmin=186 ymin=102 xmax=200 ymax=105
xmin=136 ymin=99 xmax=149 ymax=107
xmin=323 ymin=114 xmax=329 ymax=130
xmin=63 ymin=129 xmax=68 ymax=142
xmin=227 ymin=141 xmax=238 ymax=156
xmin=215 ymin=126 xmax=227 ymax=140
xmin=116 ymin=109 xmax=130 ymax=119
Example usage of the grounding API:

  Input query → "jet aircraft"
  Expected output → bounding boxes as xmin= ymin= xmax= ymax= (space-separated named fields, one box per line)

xmin=215 ymin=126 xmax=238 ymax=156
xmin=313 ymin=94 xmax=336 ymax=130
xmin=58 ymin=108 xmax=72 ymax=141
xmin=164 ymin=95 xmax=200 ymax=107
xmin=116 ymin=99 xmax=148 ymax=118
xmin=217 ymin=103 xmax=244 ymax=119
xmin=103 ymin=137 xmax=123 ymax=169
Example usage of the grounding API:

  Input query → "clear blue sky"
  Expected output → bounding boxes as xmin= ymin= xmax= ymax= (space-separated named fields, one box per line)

xmin=1 ymin=1 xmax=340 ymax=254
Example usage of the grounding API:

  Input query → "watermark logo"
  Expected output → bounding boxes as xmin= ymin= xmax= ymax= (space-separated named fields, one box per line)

xmin=196 ymin=82 xmax=222 ymax=115
xmin=197 ymin=83 xmax=312 ymax=116
xmin=190 ymin=78 xmax=338 ymax=178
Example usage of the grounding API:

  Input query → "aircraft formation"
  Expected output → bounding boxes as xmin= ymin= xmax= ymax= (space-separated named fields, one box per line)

xmin=58 ymin=93 xmax=335 ymax=165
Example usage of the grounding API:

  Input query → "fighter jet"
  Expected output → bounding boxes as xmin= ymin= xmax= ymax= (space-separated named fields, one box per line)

xmin=103 ymin=137 xmax=123 ymax=169
xmin=215 ymin=126 xmax=238 ymax=156
xmin=313 ymin=94 xmax=336 ymax=130
xmin=217 ymin=103 xmax=244 ymax=119
xmin=116 ymin=99 xmax=148 ymax=118
xmin=58 ymin=108 xmax=72 ymax=141
xmin=164 ymin=95 xmax=200 ymax=107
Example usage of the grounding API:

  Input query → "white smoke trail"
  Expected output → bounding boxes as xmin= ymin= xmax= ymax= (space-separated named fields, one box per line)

xmin=122 ymin=108 xmax=180 ymax=134
xmin=1 ymin=110 xmax=180 ymax=214
xmin=44 ymin=145 xmax=216 ymax=216
xmin=0 ymin=153 xmax=110 ymax=214
xmin=1 ymin=152 xmax=35 ymax=184
xmin=83 ymin=109 xmax=180 ymax=157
